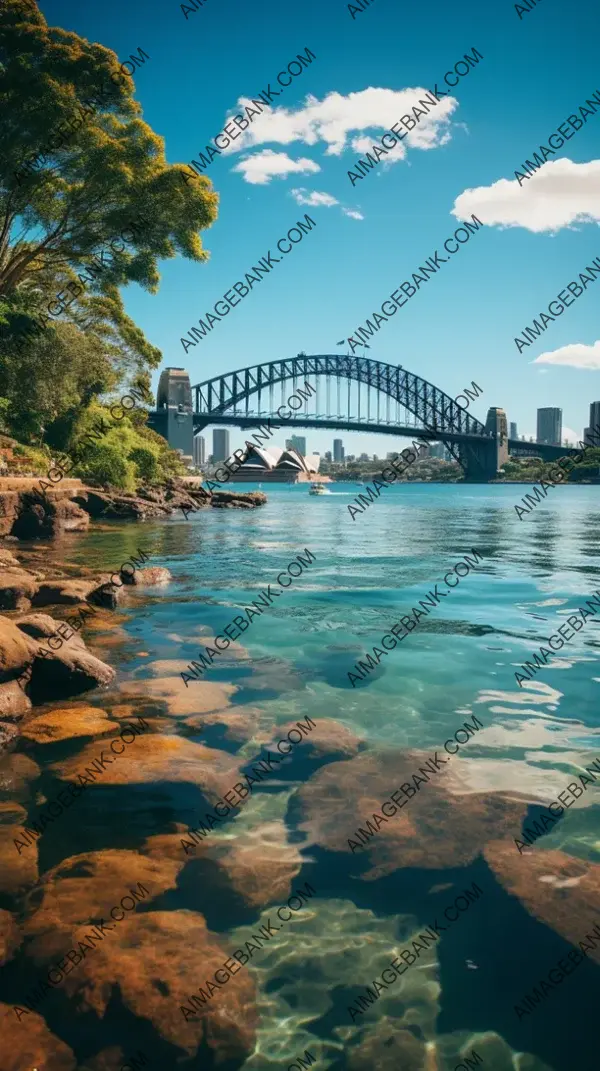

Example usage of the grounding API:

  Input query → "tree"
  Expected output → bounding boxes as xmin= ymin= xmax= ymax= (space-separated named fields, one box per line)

xmin=0 ymin=0 xmax=218 ymax=388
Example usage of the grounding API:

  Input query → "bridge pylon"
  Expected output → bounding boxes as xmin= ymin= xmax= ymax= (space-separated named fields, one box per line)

xmin=458 ymin=407 xmax=508 ymax=481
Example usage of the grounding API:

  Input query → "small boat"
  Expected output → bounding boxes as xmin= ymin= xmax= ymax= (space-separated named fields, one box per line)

xmin=309 ymin=482 xmax=329 ymax=495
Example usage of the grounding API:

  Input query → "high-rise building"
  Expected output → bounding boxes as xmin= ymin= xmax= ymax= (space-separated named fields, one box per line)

xmin=333 ymin=438 xmax=344 ymax=463
xmin=510 ymin=422 xmax=518 ymax=440
xmin=324 ymin=451 xmax=332 ymax=462
xmin=287 ymin=435 xmax=306 ymax=455
xmin=587 ymin=402 xmax=600 ymax=441
xmin=193 ymin=435 xmax=205 ymax=468
xmin=537 ymin=408 xmax=562 ymax=445
xmin=213 ymin=428 xmax=230 ymax=461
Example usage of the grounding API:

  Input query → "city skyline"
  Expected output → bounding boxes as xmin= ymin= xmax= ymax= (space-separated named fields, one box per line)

xmin=200 ymin=393 xmax=599 ymax=462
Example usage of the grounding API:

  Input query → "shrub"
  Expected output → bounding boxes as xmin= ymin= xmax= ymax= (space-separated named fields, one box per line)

xmin=75 ymin=443 xmax=136 ymax=490
xmin=130 ymin=446 xmax=160 ymax=483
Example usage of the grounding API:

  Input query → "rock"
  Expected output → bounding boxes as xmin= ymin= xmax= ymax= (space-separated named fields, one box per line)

xmin=179 ymin=820 xmax=303 ymax=917
xmin=14 ymin=612 xmax=86 ymax=648
xmin=266 ymin=717 xmax=364 ymax=776
xmin=23 ymin=849 xmax=182 ymax=957
xmin=0 ymin=568 xmax=38 ymax=610
xmin=183 ymin=706 xmax=262 ymax=750
xmin=0 ymin=823 xmax=39 ymax=896
xmin=483 ymin=841 xmax=600 ymax=964
xmin=32 ymin=578 xmax=97 ymax=607
xmin=121 ymin=673 xmax=236 ymax=718
xmin=48 ymin=733 xmax=241 ymax=806
xmin=0 ymin=801 xmax=28 ymax=825
xmin=121 ymin=566 xmax=172 ymax=586
xmin=0 ymin=1005 xmax=76 ymax=1070
xmin=74 ymin=489 xmax=168 ymax=520
xmin=0 ymin=908 xmax=21 ymax=965
xmin=0 ymin=492 xmax=20 ymax=536
xmin=348 ymin=1026 xmax=428 ymax=1071
xmin=48 ymin=910 xmax=256 ymax=1062
xmin=0 ymin=680 xmax=32 ymax=720
xmin=26 ymin=643 xmax=116 ymax=704
xmin=0 ymin=719 xmax=19 ymax=753
xmin=11 ymin=491 xmax=89 ymax=540
xmin=210 ymin=490 xmax=267 ymax=509
xmin=291 ymin=749 xmax=528 ymax=880
xmin=0 ymin=614 xmax=35 ymax=682
xmin=0 ymin=548 xmax=21 ymax=568
xmin=20 ymin=705 xmax=120 ymax=744
xmin=87 ymin=577 xmax=125 ymax=609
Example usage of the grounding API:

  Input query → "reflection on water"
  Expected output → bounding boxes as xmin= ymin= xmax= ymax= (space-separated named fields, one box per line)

xmin=1 ymin=483 xmax=600 ymax=1070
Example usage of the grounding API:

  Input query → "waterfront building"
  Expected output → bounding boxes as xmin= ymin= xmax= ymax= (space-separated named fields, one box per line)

xmin=231 ymin=444 xmax=322 ymax=483
xmin=537 ymin=408 xmax=562 ymax=445
xmin=213 ymin=429 xmax=230 ymax=461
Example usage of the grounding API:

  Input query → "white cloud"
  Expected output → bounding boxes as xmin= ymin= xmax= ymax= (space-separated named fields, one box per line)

xmin=224 ymin=87 xmax=458 ymax=160
xmin=452 ymin=158 xmax=600 ymax=234
xmin=290 ymin=187 xmax=338 ymax=207
xmin=231 ymin=150 xmax=320 ymax=185
xmin=290 ymin=187 xmax=364 ymax=221
xmin=533 ymin=340 xmax=600 ymax=370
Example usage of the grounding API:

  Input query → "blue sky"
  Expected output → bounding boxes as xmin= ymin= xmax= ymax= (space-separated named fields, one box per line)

xmin=41 ymin=0 xmax=600 ymax=457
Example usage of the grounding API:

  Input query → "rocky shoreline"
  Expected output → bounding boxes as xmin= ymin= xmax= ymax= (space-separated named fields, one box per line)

xmin=0 ymin=477 xmax=267 ymax=540
xmin=0 ymin=482 xmax=266 ymax=740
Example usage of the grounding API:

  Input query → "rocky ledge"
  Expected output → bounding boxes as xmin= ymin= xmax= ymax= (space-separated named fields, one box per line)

xmin=0 ymin=548 xmax=174 ymax=734
xmin=0 ymin=478 xmax=266 ymax=539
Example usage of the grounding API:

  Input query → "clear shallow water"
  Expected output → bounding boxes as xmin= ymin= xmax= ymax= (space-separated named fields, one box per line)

xmin=3 ymin=482 xmax=600 ymax=1071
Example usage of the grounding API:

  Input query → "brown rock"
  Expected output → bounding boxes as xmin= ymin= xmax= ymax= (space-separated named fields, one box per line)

xmin=87 ymin=577 xmax=125 ymax=609
xmin=180 ymin=820 xmax=303 ymax=915
xmin=26 ymin=643 xmax=116 ymax=704
xmin=0 ymin=678 xmax=33 ymax=721
xmin=0 ymin=548 xmax=21 ymax=568
xmin=48 ymin=734 xmax=241 ymax=806
xmin=24 ymin=849 xmax=182 ymax=958
xmin=184 ymin=705 xmax=262 ymax=749
xmin=14 ymin=612 xmax=85 ymax=647
xmin=0 ymin=614 xmax=34 ymax=682
xmin=484 ymin=841 xmax=600 ymax=963
xmin=0 ymin=752 xmax=40 ymax=802
xmin=210 ymin=490 xmax=267 ymax=509
xmin=0 ymin=800 xmax=28 ymax=825
xmin=12 ymin=491 xmax=89 ymax=540
xmin=0 ymin=908 xmax=21 ymax=965
xmin=32 ymin=578 xmax=97 ymax=607
xmin=292 ymin=750 xmax=528 ymax=879
xmin=348 ymin=1026 xmax=427 ymax=1070
xmin=122 ymin=566 xmax=172 ymax=586
xmin=270 ymin=717 xmax=364 ymax=769
xmin=55 ymin=910 xmax=256 ymax=1062
xmin=0 ymin=718 xmax=19 ymax=753
xmin=0 ymin=1005 xmax=76 ymax=1070
xmin=0 ymin=824 xmax=38 ymax=896
xmin=0 ymin=491 xmax=20 ymax=537
xmin=0 ymin=568 xmax=38 ymax=610
xmin=20 ymin=705 xmax=120 ymax=744
xmin=121 ymin=673 xmax=236 ymax=718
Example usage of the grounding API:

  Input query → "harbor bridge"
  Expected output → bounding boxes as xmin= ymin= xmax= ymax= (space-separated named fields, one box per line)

xmin=148 ymin=355 xmax=575 ymax=481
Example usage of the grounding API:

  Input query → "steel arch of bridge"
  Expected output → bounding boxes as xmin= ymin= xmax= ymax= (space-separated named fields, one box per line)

xmin=192 ymin=355 xmax=487 ymax=439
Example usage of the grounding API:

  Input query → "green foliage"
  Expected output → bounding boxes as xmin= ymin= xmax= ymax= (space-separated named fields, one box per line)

xmin=129 ymin=446 xmax=160 ymax=483
xmin=67 ymin=401 xmax=185 ymax=489
xmin=76 ymin=443 xmax=137 ymax=491
xmin=0 ymin=0 xmax=219 ymax=471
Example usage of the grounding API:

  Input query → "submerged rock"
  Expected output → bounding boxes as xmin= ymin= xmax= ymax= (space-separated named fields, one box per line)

xmin=20 ymin=705 xmax=120 ymax=744
xmin=0 ymin=1004 xmax=76 ymax=1070
xmin=0 ymin=908 xmax=21 ymax=965
xmin=483 ymin=841 xmax=600 ymax=964
xmin=292 ymin=749 xmax=527 ymax=879
xmin=121 ymin=566 xmax=172 ymax=586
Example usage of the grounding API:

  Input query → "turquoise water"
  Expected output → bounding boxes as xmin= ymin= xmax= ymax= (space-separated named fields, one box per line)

xmin=3 ymin=482 xmax=600 ymax=1070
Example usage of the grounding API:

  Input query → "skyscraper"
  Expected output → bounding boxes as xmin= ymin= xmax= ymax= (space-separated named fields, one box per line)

xmin=510 ymin=422 xmax=518 ymax=440
xmin=213 ymin=428 xmax=230 ymax=461
xmin=589 ymin=401 xmax=600 ymax=435
xmin=193 ymin=435 xmax=206 ymax=468
xmin=333 ymin=438 xmax=344 ymax=463
xmin=537 ymin=408 xmax=562 ymax=445
xmin=287 ymin=435 xmax=306 ymax=456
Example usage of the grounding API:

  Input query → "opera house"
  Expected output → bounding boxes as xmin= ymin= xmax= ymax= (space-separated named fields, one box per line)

xmin=231 ymin=443 xmax=325 ymax=483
